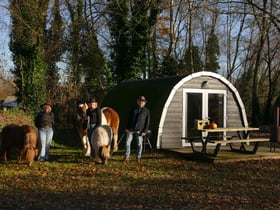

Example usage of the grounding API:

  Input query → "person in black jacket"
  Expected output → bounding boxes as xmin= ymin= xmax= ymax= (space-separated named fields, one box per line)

xmin=35 ymin=102 xmax=55 ymax=161
xmin=124 ymin=96 xmax=150 ymax=162
xmin=86 ymin=98 xmax=101 ymax=157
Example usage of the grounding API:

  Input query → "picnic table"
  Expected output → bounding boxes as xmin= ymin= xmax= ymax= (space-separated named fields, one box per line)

xmin=182 ymin=127 xmax=270 ymax=157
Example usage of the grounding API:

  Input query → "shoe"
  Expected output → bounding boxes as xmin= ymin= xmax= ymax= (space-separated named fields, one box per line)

xmin=136 ymin=158 xmax=141 ymax=163
xmin=124 ymin=158 xmax=129 ymax=162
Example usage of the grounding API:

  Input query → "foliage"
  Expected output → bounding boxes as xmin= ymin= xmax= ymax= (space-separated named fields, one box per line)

xmin=44 ymin=0 xmax=64 ymax=102
xmin=129 ymin=0 xmax=150 ymax=79
xmin=183 ymin=46 xmax=203 ymax=74
xmin=107 ymin=0 xmax=131 ymax=82
xmin=205 ymin=31 xmax=220 ymax=73
xmin=0 ymin=128 xmax=280 ymax=209
xmin=5 ymin=0 xmax=280 ymax=127
xmin=161 ymin=55 xmax=179 ymax=76
xmin=0 ymin=113 xmax=279 ymax=209
xmin=9 ymin=0 xmax=49 ymax=114
xmin=80 ymin=23 xmax=107 ymax=100
xmin=108 ymin=0 xmax=161 ymax=81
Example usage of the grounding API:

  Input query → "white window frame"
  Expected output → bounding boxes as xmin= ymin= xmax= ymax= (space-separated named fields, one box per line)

xmin=182 ymin=88 xmax=227 ymax=146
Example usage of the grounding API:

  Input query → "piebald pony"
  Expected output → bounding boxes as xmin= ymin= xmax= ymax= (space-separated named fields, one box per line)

xmin=77 ymin=103 xmax=119 ymax=157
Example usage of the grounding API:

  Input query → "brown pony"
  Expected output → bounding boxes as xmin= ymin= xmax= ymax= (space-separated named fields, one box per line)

xmin=77 ymin=103 xmax=120 ymax=156
xmin=0 ymin=124 xmax=38 ymax=165
xmin=22 ymin=125 xmax=38 ymax=166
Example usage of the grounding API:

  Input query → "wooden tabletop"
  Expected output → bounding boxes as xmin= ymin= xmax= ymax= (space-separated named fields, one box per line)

xmin=201 ymin=127 xmax=259 ymax=132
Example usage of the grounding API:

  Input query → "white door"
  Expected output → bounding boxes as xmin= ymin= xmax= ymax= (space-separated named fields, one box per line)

xmin=182 ymin=89 xmax=227 ymax=146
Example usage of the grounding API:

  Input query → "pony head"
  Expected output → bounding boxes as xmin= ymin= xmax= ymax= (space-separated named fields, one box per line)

xmin=25 ymin=146 xmax=38 ymax=166
xmin=98 ymin=145 xmax=110 ymax=165
xmin=23 ymin=127 xmax=38 ymax=166
xmin=78 ymin=103 xmax=88 ymax=113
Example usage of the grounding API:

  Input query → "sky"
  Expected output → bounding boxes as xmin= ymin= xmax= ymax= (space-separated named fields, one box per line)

xmin=0 ymin=0 xmax=13 ymax=79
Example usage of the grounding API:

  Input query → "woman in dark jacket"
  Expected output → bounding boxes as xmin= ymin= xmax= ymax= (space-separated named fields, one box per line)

xmin=124 ymin=96 xmax=150 ymax=162
xmin=35 ymin=102 xmax=55 ymax=161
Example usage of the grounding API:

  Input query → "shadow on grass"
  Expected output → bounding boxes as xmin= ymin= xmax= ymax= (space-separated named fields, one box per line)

xmin=46 ymin=128 xmax=87 ymax=163
xmin=52 ymin=128 xmax=81 ymax=149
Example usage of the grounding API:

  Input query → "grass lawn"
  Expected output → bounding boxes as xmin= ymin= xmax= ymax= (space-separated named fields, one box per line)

xmin=1 ymin=129 xmax=280 ymax=209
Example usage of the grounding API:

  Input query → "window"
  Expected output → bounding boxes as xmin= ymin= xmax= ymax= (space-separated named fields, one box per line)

xmin=182 ymin=89 xmax=226 ymax=146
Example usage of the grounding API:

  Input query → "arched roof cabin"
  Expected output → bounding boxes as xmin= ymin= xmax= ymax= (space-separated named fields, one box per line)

xmin=102 ymin=71 xmax=248 ymax=149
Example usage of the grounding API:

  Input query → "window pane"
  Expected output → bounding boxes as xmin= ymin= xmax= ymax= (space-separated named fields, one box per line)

xmin=187 ymin=93 xmax=202 ymax=137
xmin=208 ymin=93 xmax=224 ymax=127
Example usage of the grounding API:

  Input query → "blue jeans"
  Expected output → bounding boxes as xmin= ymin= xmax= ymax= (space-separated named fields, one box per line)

xmin=38 ymin=127 xmax=53 ymax=161
xmin=88 ymin=124 xmax=96 ymax=157
xmin=125 ymin=132 xmax=143 ymax=159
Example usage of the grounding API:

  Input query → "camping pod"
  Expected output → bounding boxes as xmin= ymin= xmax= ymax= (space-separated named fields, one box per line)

xmin=102 ymin=71 xmax=248 ymax=149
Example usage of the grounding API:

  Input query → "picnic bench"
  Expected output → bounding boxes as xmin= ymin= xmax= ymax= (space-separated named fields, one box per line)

xmin=182 ymin=127 xmax=270 ymax=157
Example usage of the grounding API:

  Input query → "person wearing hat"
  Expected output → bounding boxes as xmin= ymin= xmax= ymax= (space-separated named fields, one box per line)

xmin=35 ymin=102 xmax=55 ymax=161
xmin=124 ymin=96 xmax=150 ymax=162
xmin=86 ymin=98 xmax=102 ymax=157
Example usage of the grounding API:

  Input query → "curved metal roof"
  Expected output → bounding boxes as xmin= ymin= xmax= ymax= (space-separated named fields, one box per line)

xmin=102 ymin=76 xmax=185 ymax=146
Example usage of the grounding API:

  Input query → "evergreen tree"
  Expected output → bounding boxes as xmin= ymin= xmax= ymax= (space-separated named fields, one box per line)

xmin=183 ymin=46 xmax=203 ymax=74
xmin=108 ymin=0 xmax=159 ymax=81
xmin=161 ymin=55 xmax=178 ymax=76
xmin=205 ymin=30 xmax=220 ymax=73
xmin=107 ymin=0 xmax=130 ymax=82
xmin=44 ymin=0 xmax=64 ymax=102
xmin=65 ymin=0 xmax=84 ymax=91
xmin=80 ymin=16 xmax=108 ymax=100
xmin=9 ymin=0 xmax=50 ymax=114
xmin=129 ymin=0 xmax=150 ymax=80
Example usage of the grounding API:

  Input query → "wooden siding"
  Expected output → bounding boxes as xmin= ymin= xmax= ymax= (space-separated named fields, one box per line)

xmin=161 ymin=88 xmax=183 ymax=148
xmin=160 ymin=76 xmax=245 ymax=149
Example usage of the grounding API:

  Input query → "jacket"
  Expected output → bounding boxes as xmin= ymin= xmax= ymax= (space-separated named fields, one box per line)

xmin=35 ymin=111 xmax=54 ymax=129
xmin=127 ymin=106 xmax=150 ymax=134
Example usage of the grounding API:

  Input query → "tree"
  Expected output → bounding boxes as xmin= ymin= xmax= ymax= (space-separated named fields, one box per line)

xmin=205 ymin=30 xmax=220 ymax=73
xmin=161 ymin=55 xmax=178 ymax=76
xmin=44 ymin=0 xmax=64 ymax=103
xmin=183 ymin=46 xmax=203 ymax=74
xmin=80 ymin=0 xmax=109 ymax=100
xmin=9 ymin=0 xmax=50 ymax=114
xmin=107 ymin=0 xmax=130 ymax=82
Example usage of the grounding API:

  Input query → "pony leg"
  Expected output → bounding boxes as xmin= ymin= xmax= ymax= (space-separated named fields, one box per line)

xmin=81 ymin=135 xmax=87 ymax=155
xmin=18 ymin=149 xmax=24 ymax=163
xmin=113 ymin=134 xmax=118 ymax=152
xmin=82 ymin=135 xmax=91 ymax=156
xmin=85 ymin=137 xmax=91 ymax=157
xmin=3 ymin=150 xmax=8 ymax=161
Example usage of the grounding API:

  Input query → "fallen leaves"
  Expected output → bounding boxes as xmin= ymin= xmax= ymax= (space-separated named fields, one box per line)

xmin=1 ymin=126 xmax=280 ymax=209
